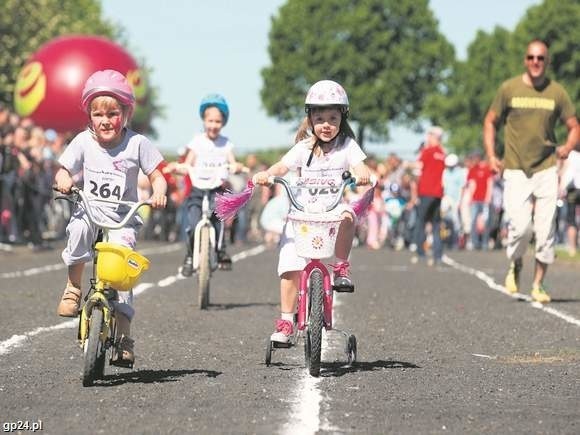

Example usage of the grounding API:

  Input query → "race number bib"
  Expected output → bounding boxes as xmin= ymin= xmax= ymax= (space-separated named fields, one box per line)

xmin=297 ymin=176 xmax=341 ymax=208
xmin=84 ymin=165 xmax=126 ymax=202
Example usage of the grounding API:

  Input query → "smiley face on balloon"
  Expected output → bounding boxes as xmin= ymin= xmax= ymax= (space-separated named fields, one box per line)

xmin=14 ymin=35 xmax=148 ymax=133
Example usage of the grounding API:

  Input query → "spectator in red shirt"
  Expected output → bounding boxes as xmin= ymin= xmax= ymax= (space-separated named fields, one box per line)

xmin=410 ymin=126 xmax=446 ymax=265
xmin=466 ymin=151 xmax=493 ymax=250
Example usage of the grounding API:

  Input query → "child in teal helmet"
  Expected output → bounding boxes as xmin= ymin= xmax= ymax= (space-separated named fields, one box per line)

xmin=173 ymin=94 xmax=242 ymax=276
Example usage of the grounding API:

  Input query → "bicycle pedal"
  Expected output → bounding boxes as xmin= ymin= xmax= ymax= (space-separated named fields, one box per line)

xmin=110 ymin=358 xmax=134 ymax=369
xmin=272 ymin=341 xmax=292 ymax=349
xmin=333 ymin=285 xmax=355 ymax=293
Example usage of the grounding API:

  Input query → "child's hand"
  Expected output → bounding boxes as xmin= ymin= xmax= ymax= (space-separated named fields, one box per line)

xmin=149 ymin=192 xmax=167 ymax=209
xmin=54 ymin=169 xmax=74 ymax=194
xmin=252 ymin=171 xmax=270 ymax=186
xmin=354 ymin=168 xmax=371 ymax=186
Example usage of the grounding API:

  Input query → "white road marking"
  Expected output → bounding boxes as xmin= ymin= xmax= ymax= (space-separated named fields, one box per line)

xmin=443 ymin=255 xmax=580 ymax=327
xmin=0 ymin=245 xmax=265 ymax=356
xmin=282 ymin=292 xmax=348 ymax=435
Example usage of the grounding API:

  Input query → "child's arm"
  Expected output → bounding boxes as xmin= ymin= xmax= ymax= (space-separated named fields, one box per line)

xmin=54 ymin=166 xmax=74 ymax=193
xmin=147 ymin=168 xmax=168 ymax=209
xmin=253 ymin=161 xmax=289 ymax=185
xmin=352 ymin=162 xmax=371 ymax=185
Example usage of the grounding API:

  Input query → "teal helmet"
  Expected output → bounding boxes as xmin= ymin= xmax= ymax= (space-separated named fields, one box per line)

xmin=199 ymin=94 xmax=229 ymax=125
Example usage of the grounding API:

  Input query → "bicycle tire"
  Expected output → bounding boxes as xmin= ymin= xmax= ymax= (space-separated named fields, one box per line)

xmin=198 ymin=225 xmax=211 ymax=309
xmin=82 ymin=306 xmax=106 ymax=387
xmin=307 ymin=269 xmax=324 ymax=377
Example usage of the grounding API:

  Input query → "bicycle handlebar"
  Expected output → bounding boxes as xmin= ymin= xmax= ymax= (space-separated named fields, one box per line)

xmin=56 ymin=186 xmax=151 ymax=230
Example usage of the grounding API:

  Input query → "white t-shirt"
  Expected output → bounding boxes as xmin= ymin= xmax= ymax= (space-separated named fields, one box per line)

xmin=281 ymin=135 xmax=366 ymax=209
xmin=186 ymin=133 xmax=234 ymax=186
xmin=59 ymin=128 xmax=164 ymax=221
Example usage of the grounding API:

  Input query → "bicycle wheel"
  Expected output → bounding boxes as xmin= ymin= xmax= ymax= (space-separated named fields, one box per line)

xmin=82 ymin=306 xmax=106 ymax=387
xmin=198 ymin=225 xmax=211 ymax=309
xmin=306 ymin=269 xmax=324 ymax=377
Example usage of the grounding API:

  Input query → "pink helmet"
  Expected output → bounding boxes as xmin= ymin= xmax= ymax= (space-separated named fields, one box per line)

xmin=305 ymin=80 xmax=349 ymax=114
xmin=81 ymin=69 xmax=135 ymax=113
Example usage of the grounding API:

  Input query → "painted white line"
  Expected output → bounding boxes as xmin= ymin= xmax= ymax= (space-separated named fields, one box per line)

xmin=282 ymin=293 xmax=349 ymax=435
xmin=443 ymin=255 xmax=580 ymax=328
xmin=0 ymin=263 xmax=66 ymax=279
xmin=0 ymin=245 xmax=266 ymax=357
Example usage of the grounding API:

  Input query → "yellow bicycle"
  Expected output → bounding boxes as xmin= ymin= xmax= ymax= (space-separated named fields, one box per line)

xmin=57 ymin=187 xmax=151 ymax=386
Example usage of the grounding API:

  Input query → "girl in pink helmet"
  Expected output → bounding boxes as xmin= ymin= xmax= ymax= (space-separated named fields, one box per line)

xmin=53 ymin=69 xmax=167 ymax=365
xmin=252 ymin=80 xmax=371 ymax=344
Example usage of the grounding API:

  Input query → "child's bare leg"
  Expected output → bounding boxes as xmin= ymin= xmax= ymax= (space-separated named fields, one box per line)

xmin=57 ymin=263 xmax=85 ymax=317
xmin=280 ymin=271 xmax=299 ymax=313
xmin=335 ymin=212 xmax=355 ymax=260
xmin=67 ymin=263 xmax=85 ymax=289
xmin=333 ymin=212 xmax=355 ymax=292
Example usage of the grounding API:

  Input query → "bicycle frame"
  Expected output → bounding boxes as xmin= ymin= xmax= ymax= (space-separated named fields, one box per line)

xmin=192 ymin=190 xmax=217 ymax=271
xmin=56 ymin=187 xmax=150 ymax=384
xmin=270 ymin=175 xmax=354 ymax=332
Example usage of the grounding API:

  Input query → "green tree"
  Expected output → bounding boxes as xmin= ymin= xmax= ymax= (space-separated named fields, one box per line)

xmin=512 ymin=0 xmax=580 ymax=115
xmin=261 ymin=0 xmax=454 ymax=148
xmin=424 ymin=0 xmax=579 ymax=155
xmin=0 ymin=0 xmax=117 ymax=105
xmin=424 ymin=27 xmax=515 ymax=155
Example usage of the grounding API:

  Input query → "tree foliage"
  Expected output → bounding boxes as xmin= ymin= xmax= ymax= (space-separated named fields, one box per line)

xmin=261 ymin=0 xmax=454 ymax=148
xmin=424 ymin=0 xmax=579 ymax=155
xmin=0 ymin=0 xmax=118 ymax=105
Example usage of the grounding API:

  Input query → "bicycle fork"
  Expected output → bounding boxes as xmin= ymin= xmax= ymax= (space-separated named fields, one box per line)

xmin=78 ymin=283 xmax=113 ymax=348
xmin=297 ymin=260 xmax=334 ymax=331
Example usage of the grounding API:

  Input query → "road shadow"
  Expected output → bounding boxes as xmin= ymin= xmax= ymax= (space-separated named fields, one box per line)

xmin=208 ymin=302 xmax=278 ymax=311
xmin=321 ymin=359 xmax=421 ymax=378
xmin=96 ymin=368 xmax=222 ymax=386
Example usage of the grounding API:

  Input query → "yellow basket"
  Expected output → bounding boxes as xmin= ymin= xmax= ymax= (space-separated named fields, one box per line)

xmin=95 ymin=242 xmax=150 ymax=291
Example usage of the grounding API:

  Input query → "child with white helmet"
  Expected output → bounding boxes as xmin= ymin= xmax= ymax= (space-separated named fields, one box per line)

xmin=252 ymin=80 xmax=371 ymax=344
xmin=53 ymin=69 xmax=167 ymax=365
xmin=175 ymin=94 xmax=242 ymax=276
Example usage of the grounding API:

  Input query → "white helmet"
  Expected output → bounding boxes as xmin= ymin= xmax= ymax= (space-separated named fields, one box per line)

xmin=305 ymin=80 xmax=349 ymax=114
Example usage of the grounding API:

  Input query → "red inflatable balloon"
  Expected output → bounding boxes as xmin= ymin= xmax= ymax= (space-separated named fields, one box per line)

xmin=13 ymin=35 xmax=147 ymax=133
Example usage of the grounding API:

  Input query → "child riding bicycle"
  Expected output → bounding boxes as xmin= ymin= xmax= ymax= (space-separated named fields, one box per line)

xmin=252 ymin=80 xmax=371 ymax=344
xmin=172 ymin=94 xmax=243 ymax=277
xmin=53 ymin=69 xmax=167 ymax=365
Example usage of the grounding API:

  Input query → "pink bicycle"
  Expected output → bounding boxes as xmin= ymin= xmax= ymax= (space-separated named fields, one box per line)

xmin=265 ymin=172 xmax=359 ymax=376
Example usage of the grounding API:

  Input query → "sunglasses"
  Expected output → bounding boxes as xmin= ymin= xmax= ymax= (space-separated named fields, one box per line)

xmin=526 ymin=55 xmax=546 ymax=62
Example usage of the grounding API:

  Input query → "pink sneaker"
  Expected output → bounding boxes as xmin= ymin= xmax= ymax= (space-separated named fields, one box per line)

xmin=270 ymin=319 xmax=294 ymax=343
xmin=332 ymin=261 xmax=354 ymax=293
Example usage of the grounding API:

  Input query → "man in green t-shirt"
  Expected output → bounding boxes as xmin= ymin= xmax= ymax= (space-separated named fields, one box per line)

xmin=483 ymin=38 xmax=579 ymax=304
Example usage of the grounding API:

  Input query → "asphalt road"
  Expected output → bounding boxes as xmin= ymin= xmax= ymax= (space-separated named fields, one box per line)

xmin=1 ymin=241 xmax=579 ymax=434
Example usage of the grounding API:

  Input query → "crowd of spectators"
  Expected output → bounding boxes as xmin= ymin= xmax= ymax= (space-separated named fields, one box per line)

xmin=0 ymin=103 xmax=71 ymax=250
xmin=1 ymin=100 xmax=577 ymax=258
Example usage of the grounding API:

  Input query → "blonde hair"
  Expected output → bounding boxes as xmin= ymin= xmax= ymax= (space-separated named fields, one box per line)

xmin=294 ymin=108 xmax=356 ymax=159
xmin=88 ymin=95 xmax=131 ymax=128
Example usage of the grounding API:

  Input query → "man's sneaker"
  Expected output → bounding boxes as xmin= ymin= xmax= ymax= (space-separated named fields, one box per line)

xmin=270 ymin=319 xmax=294 ymax=344
xmin=332 ymin=261 xmax=354 ymax=293
xmin=57 ymin=286 xmax=81 ymax=317
xmin=217 ymin=250 xmax=232 ymax=270
xmin=181 ymin=256 xmax=194 ymax=277
xmin=531 ymin=284 xmax=551 ymax=304
xmin=504 ymin=259 xmax=522 ymax=294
